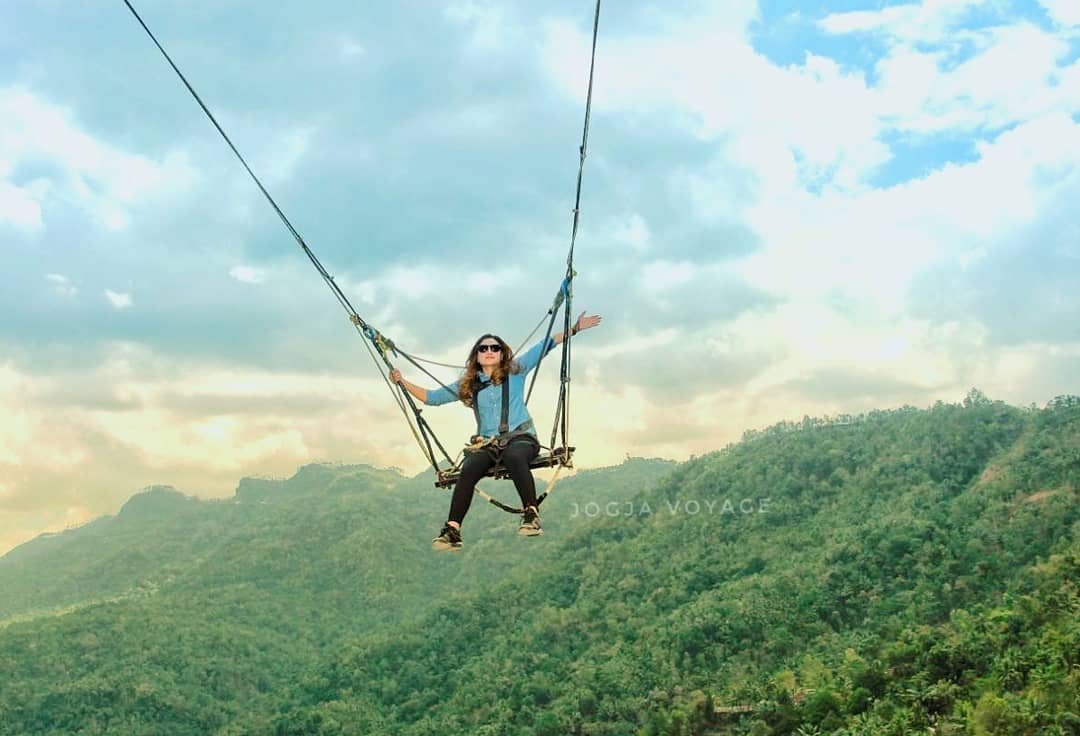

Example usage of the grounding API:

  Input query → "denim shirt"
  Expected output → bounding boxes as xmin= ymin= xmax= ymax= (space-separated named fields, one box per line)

xmin=423 ymin=338 xmax=557 ymax=437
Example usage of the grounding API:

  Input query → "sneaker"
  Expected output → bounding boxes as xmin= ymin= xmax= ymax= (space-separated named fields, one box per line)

xmin=518 ymin=506 xmax=543 ymax=537
xmin=432 ymin=524 xmax=463 ymax=551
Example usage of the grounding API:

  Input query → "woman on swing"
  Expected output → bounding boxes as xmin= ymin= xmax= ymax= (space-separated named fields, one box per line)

xmin=391 ymin=311 xmax=602 ymax=551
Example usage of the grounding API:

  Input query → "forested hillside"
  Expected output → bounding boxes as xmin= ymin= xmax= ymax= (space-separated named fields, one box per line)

xmin=1 ymin=394 xmax=1077 ymax=735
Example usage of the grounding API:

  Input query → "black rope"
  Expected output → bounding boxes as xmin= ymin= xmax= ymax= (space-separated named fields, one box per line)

xmin=121 ymin=0 xmax=459 ymax=474
xmin=122 ymin=0 xmax=378 ymax=327
xmin=568 ymin=0 xmax=601 ymax=271
xmin=125 ymin=0 xmax=602 ymax=510
xmin=529 ymin=0 xmax=601 ymax=447
xmin=474 ymin=0 xmax=601 ymax=506
xmin=525 ymin=282 xmax=567 ymax=406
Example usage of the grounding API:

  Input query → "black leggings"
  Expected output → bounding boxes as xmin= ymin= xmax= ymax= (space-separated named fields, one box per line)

xmin=448 ymin=437 xmax=540 ymax=524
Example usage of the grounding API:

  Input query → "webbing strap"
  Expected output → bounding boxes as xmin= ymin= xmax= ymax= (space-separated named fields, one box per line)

xmin=500 ymin=379 xmax=510 ymax=434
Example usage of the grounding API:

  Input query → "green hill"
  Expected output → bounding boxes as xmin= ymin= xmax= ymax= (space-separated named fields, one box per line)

xmin=0 ymin=457 xmax=675 ymax=627
xmin=1 ymin=394 xmax=1077 ymax=735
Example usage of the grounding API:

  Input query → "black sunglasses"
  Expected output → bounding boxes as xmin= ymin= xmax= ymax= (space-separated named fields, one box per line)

xmin=476 ymin=344 xmax=502 ymax=353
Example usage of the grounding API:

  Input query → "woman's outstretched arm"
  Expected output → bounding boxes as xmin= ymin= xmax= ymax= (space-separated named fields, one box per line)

xmin=551 ymin=311 xmax=603 ymax=345
xmin=518 ymin=311 xmax=604 ymax=373
xmin=518 ymin=309 xmax=604 ymax=369
xmin=389 ymin=371 xmax=461 ymax=406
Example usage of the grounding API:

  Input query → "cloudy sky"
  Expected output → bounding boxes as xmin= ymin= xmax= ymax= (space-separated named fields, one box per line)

xmin=2 ymin=0 xmax=1078 ymax=555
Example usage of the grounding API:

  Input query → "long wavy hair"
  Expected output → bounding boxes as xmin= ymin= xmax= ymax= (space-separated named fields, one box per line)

xmin=459 ymin=334 xmax=520 ymax=407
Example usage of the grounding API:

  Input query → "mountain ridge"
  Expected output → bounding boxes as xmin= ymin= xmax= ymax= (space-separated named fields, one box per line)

xmin=1 ymin=395 xmax=1077 ymax=734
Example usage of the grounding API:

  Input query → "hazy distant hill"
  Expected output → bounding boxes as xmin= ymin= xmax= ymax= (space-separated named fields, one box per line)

xmin=1 ymin=395 xmax=1077 ymax=735
xmin=0 ymin=457 xmax=677 ymax=623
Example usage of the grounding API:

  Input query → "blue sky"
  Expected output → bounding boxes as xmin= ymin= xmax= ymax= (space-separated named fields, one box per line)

xmin=2 ymin=0 xmax=1079 ymax=554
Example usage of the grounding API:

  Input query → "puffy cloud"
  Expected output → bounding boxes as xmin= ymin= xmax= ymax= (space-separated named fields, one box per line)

xmin=1038 ymin=0 xmax=1080 ymax=27
xmin=0 ymin=87 xmax=198 ymax=232
xmin=0 ymin=179 xmax=43 ymax=231
xmin=104 ymin=290 xmax=133 ymax=310
xmin=46 ymin=273 xmax=77 ymax=299
xmin=337 ymin=35 xmax=367 ymax=59
xmin=820 ymin=0 xmax=992 ymax=42
xmin=444 ymin=0 xmax=511 ymax=53
xmin=873 ymin=24 xmax=1075 ymax=135
xmin=229 ymin=265 xmax=265 ymax=284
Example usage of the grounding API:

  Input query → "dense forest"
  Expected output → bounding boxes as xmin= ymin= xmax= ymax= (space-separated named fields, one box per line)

xmin=1 ymin=392 xmax=1077 ymax=735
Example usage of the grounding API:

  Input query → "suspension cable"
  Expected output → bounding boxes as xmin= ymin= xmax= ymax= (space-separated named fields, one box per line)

xmin=121 ymin=0 xmax=460 ymax=471
xmin=124 ymin=0 xmax=601 ymax=503
xmin=527 ymin=0 xmax=601 ymax=424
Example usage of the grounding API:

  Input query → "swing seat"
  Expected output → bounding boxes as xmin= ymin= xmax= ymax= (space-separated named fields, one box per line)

xmin=434 ymin=446 xmax=575 ymax=488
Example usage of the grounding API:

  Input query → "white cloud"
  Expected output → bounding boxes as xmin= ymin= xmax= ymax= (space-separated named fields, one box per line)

xmin=609 ymin=212 xmax=650 ymax=252
xmin=341 ymin=276 xmax=378 ymax=306
xmin=0 ymin=86 xmax=197 ymax=232
xmin=338 ymin=36 xmax=367 ymax=58
xmin=819 ymin=7 xmax=910 ymax=34
xmin=874 ymin=24 xmax=1073 ymax=134
xmin=541 ymin=0 xmax=1080 ymax=314
xmin=797 ymin=308 xmax=959 ymax=376
xmin=535 ymin=0 xmax=1080 ymax=364
xmin=638 ymin=260 xmax=696 ymax=294
xmin=817 ymin=1 xmax=1079 ymax=138
xmin=820 ymin=0 xmax=991 ymax=42
xmin=541 ymin=13 xmax=886 ymax=189
xmin=104 ymin=290 xmax=133 ymax=310
xmin=592 ymin=327 xmax=680 ymax=361
xmin=445 ymin=1 xmax=510 ymax=53
xmin=355 ymin=262 xmax=529 ymax=311
xmin=229 ymin=265 xmax=265 ymax=284
xmin=264 ymin=126 xmax=315 ymax=185
xmin=737 ymin=113 xmax=1080 ymax=316
xmin=466 ymin=265 xmax=523 ymax=291
xmin=1038 ymin=0 xmax=1080 ymax=27
xmin=0 ymin=179 xmax=43 ymax=231
xmin=382 ymin=265 xmax=437 ymax=298
xmin=0 ymin=345 xmax=415 ymax=493
xmin=46 ymin=273 xmax=77 ymax=299
xmin=0 ymin=362 xmax=89 ymax=470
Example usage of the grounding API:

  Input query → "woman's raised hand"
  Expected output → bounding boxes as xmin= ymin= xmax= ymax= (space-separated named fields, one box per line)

xmin=574 ymin=311 xmax=603 ymax=334
xmin=390 ymin=368 xmax=403 ymax=384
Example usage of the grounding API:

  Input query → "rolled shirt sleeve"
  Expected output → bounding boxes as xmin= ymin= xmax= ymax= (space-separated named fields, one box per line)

xmin=423 ymin=380 xmax=461 ymax=406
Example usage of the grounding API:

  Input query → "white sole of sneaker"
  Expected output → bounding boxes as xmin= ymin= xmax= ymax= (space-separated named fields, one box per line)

xmin=518 ymin=528 xmax=544 ymax=537
xmin=431 ymin=540 xmax=463 ymax=551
